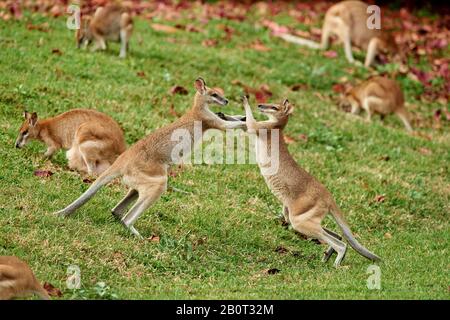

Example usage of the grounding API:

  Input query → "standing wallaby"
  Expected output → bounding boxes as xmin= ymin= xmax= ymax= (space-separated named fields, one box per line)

xmin=0 ymin=256 xmax=50 ymax=300
xmin=279 ymin=0 xmax=397 ymax=67
xmin=340 ymin=76 xmax=413 ymax=132
xmin=15 ymin=109 xmax=126 ymax=176
xmin=55 ymin=78 xmax=246 ymax=238
xmin=76 ymin=4 xmax=133 ymax=58
xmin=242 ymin=96 xmax=380 ymax=267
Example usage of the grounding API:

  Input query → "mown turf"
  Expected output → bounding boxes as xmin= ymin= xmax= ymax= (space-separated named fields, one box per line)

xmin=0 ymin=11 xmax=448 ymax=299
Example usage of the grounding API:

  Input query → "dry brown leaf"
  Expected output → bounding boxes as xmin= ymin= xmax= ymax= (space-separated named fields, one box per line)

xmin=43 ymin=282 xmax=62 ymax=297
xmin=34 ymin=170 xmax=53 ymax=178
xmin=150 ymin=23 xmax=179 ymax=33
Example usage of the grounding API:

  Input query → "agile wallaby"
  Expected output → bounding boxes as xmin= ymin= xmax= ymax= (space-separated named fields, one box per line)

xmin=15 ymin=109 xmax=126 ymax=176
xmin=340 ymin=76 xmax=413 ymax=132
xmin=76 ymin=3 xmax=133 ymax=58
xmin=55 ymin=78 xmax=246 ymax=238
xmin=0 ymin=256 xmax=50 ymax=300
xmin=279 ymin=0 xmax=397 ymax=67
xmin=242 ymin=96 xmax=380 ymax=267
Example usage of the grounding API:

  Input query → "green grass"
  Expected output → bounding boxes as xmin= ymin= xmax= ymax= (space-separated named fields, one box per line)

xmin=0 ymin=11 xmax=449 ymax=300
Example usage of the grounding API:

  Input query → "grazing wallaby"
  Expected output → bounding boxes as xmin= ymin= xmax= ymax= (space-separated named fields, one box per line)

xmin=279 ymin=0 xmax=397 ymax=67
xmin=0 ymin=256 xmax=50 ymax=300
xmin=76 ymin=4 xmax=133 ymax=58
xmin=242 ymin=96 xmax=380 ymax=267
xmin=55 ymin=78 xmax=246 ymax=238
xmin=15 ymin=109 xmax=126 ymax=176
xmin=340 ymin=76 xmax=413 ymax=132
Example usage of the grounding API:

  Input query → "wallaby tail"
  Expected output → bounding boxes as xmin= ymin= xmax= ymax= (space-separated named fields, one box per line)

xmin=277 ymin=33 xmax=321 ymax=49
xmin=395 ymin=108 xmax=413 ymax=132
xmin=329 ymin=203 xmax=381 ymax=262
xmin=54 ymin=161 xmax=122 ymax=217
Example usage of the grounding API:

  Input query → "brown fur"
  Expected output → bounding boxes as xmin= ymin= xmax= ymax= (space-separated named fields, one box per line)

xmin=55 ymin=78 xmax=246 ymax=238
xmin=342 ymin=76 xmax=413 ymax=132
xmin=0 ymin=256 xmax=50 ymax=300
xmin=76 ymin=4 xmax=133 ymax=58
xmin=242 ymin=96 xmax=380 ymax=267
xmin=281 ymin=0 xmax=397 ymax=67
xmin=15 ymin=109 xmax=126 ymax=175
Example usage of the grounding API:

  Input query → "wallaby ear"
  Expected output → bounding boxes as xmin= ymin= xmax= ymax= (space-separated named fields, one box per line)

xmin=29 ymin=112 xmax=38 ymax=126
xmin=23 ymin=110 xmax=29 ymax=119
xmin=194 ymin=77 xmax=207 ymax=95
xmin=282 ymin=100 xmax=294 ymax=115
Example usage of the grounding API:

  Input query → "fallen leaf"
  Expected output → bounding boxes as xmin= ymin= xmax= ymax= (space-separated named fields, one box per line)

xmin=298 ymin=134 xmax=308 ymax=142
xmin=43 ymin=282 xmax=62 ymax=297
xmin=136 ymin=71 xmax=146 ymax=78
xmin=169 ymin=85 xmax=188 ymax=95
xmin=275 ymin=246 xmax=288 ymax=254
xmin=150 ymin=23 xmax=179 ymax=33
xmin=51 ymin=48 xmax=62 ymax=55
xmin=202 ymin=39 xmax=218 ymax=47
xmin=82 ymin=178 xmax=93 ymax=184
xmin=290 ymin=83 xmax=308 ymax=91
xmin=249 ymin=40 xmax=270 ymax=52
xmin=374 ymin=195 xmax=386 ymax=203
xmin=26 ymin=22 xmax=50 ymax=32
xmin=323 ymin=50 xmax=338 ymax=58
xmin=263 ymin=268 xmax=280 ymax=275
xmin=332 ymin=83 xmax=346 ymax=94
xmin=418 ymin=147 xmax=432 ymax=155
xmin=34 ymin=170 xmax=53 ymax=178
xmin=284 ymin=135 xmax=296 ymax=144
xmin=148 ymin=235 xmax=160 ymax=243
xmin=384 ymin=232 xmax=392 ymax=239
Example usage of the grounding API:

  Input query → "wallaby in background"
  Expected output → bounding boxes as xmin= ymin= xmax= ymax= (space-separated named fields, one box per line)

xmin=76 ymin=4 xmax=133 ymax=58
xmin=15 ymin=109 xmax=126 ymax=176
xmin=0 ymin=256 xmax=50 ymax=300
xmin=242 ymin=96 xmax=381 ymax=267
xmin=279 ymin=0 xmax=397 ymax=67
xmin=340 ymin=76 xmax=413 ymax=132
xmin=55 ymin=78 xmax=246 ymax=238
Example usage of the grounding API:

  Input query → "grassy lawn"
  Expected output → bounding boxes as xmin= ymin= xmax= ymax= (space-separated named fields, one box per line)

xmin=0 ymin=9 xmax=448 ymax=299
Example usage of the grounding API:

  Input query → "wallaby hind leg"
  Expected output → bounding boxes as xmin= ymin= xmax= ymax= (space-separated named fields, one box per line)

xmin=320 ymin=25 xmax=331 ymax=50
xmin=322 ymin=228 xmax=343 ymax=263
xmin=111 ymin=189 xmax=138 ymax=219
xmin=120 ymin=177 xmax=167 ymax=238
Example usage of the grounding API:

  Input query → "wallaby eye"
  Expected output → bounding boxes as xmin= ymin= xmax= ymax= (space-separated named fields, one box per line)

xmin=271 ymin=106 xmax=278 ymax=110
xmin=211 ymin=93 xmax=218 ymax=98
xmin=23 ymin=130 xmax=28 ymax=135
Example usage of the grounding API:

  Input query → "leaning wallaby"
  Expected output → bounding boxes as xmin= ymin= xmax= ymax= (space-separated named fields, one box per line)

xmin=341 ymin=76 xmax=413 ymax=132
xmin=55 ymin=78 xmax=246 ymax=238
xmin=15 ymin=109 xmax=126 ymax=175
xmin=0 ymin=256 xmax=50 ymax=300
xmin=279 ymin=0 xmax=397 ymax=67
xmin=76 ymin=3 xmax=133 ymax=58
xmin=242 ymin=96 xmax=380 ymax=267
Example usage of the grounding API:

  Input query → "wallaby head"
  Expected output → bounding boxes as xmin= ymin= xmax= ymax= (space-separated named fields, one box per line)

xmin=257 ymin=99 xmax=294 ymax=128
xmin=193 ymin=77 xmax=229 ymax=108
xmin=76 ymin=17 xmax=92 ymax=48
xmin=15 ymin=111 xmax=39 ymax=149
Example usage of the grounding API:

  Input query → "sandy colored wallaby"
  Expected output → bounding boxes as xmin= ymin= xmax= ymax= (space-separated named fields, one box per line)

xmin=76 ymin=3 xmax=133 ymax=58
xmin=0 ymin=256 xmax=50 ymax=300
xmin=55 ymin=78 xmax=246 ymax=238
xmin=279 ymin=0 xmax=397 ymax=67
xmin=242 ymin=96 xmax=380 ymax=267
xmin=341 ymin=76 xmax=413 ymax=132
xmin=15 ymin=109 xmax=126 ymax=176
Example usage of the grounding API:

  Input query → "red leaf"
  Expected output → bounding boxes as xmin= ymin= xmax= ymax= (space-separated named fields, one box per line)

xmin=169 ymin=85 xmax=188 ymax=95
xmin=150 ymin=23 xmax=178 ymax=33
xmin=374 ymin=195 xmax=386 ymax=203
xmin=51 ymin=48 xmax=62 ymax=55
xmin=34 ymin=170 xmax=53 ymax=178
xmin=202 ymin=39 xmax=218 ymax=47
xmin=249 ymin=40 xmax=270 ymax=52
xmin=148 ymin=235 xmax=160 ymax=243
xmin=323 ymin=50 xmax=338 ymax=58
xmin=43 ymin=282 xmax=62 ymax=297
xmin=136 ymin=71 xmax=146 ymax=78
